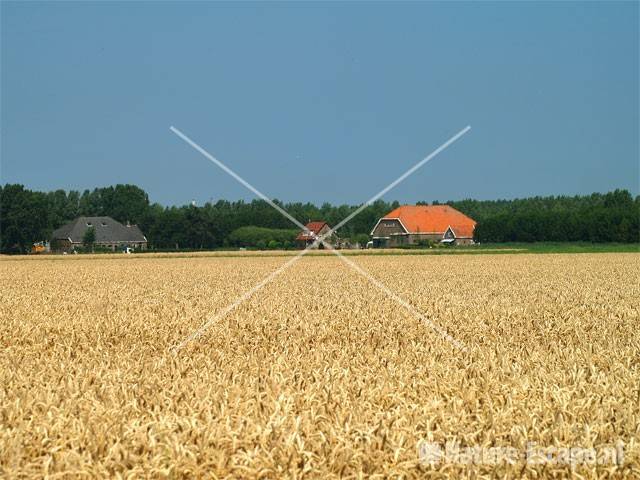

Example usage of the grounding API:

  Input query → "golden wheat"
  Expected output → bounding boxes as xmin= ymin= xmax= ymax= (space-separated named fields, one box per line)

xmin=1 ymin=253 xmax=638 ymax=478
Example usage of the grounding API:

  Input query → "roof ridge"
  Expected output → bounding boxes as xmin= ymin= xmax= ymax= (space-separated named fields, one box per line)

xmin=380 ymin=204 xmax=476 ymax=237
xmin=51 ymin=216 xmax=146 ymax=243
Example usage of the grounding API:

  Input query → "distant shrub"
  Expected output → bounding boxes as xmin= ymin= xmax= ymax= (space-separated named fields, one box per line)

xmin=228 ymin=226 xmax=298 ymax=248
xmin=267 ymin=240 xmax=281 ymax=250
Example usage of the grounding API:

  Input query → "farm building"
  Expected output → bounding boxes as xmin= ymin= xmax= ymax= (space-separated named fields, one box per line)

xmin=370 ymin=205 xmax=476 ymax=247
xmin=295 ymin=221 xmax=337 ymax=249
xmin=50 ymin=216 xmax=147 ymax=253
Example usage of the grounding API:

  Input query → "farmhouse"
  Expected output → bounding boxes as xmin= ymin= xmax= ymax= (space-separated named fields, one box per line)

xmin=295 ymin=221 xmax=336 ymax=249
xmin=50 ymin=216 xmax=147 ymax=253
xmin=370 ymin=205 xmax=476 ymax=247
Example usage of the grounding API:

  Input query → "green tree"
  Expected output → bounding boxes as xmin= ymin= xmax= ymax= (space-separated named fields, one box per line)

xmin=228 ymin=226 xmax=298 ymax=248
xmin=0 ymin=184 xmax=48 ymax=252
xmin=351 ymin=233 xmax=370 ymax=247
xmin=83 ymin=226 xmax=96 ymax=252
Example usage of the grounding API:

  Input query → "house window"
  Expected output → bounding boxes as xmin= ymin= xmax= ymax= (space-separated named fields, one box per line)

xmin=101 ymin=222 xmax=107 ymax=227
xmin=86 ymin=222 xmax=92 ymax=227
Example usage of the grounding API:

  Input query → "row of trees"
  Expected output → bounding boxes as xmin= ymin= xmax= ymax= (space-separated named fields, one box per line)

xmin=0 ymin=183 xmax=638 ymax=252
xmin=446 ymin=189 xmax=639 ymax=243
xmin=228 ymin=226 xmax=299 ymax=250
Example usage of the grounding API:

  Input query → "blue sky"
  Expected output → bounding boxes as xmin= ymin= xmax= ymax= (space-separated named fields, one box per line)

xmin=1 ymin=1 xmax=638 ymax=206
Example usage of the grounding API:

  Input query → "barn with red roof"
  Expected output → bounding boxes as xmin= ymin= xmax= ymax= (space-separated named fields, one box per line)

xmin=370 ymin=205 xmax=476 ymax=247
xmin=295 ymin=221 xmax=336 ymax=249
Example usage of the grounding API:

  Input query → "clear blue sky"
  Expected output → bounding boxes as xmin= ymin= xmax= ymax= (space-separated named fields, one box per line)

xmin=2 ymin=1 xmax=638 ymax=206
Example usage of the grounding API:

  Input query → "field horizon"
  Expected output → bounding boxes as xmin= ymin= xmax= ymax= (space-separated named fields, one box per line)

xmin=2 ymin=242 xmax=638 ymax=262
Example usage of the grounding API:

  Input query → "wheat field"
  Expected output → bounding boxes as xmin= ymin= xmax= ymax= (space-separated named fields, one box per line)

xmin=1 ymin=252 xmax=638 ymax=478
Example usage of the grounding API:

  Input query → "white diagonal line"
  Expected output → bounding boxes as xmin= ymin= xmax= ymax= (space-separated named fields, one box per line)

xmin=170 ymin=125 xmax=470 ymax=352
xmin=170 ymin=126 xmax=310 ymax=234
xmin=319 ymin=126 xmax=470 ymax=240
xmin=170 ymin=242 xmax=316 ymax=354
xmin=170 ymin=232 xmax=329 ymax=354
xmin=320 ymin=242 xmax=467 ymax=351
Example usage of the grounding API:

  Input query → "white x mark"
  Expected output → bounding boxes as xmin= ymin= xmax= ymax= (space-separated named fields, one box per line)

xmin=169 ymin=125 xmax=470 ymax=353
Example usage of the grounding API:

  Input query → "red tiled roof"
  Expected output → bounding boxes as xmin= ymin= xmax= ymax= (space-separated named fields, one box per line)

xmin=381 ymin=205 xmax=476 ymax=238
xmin=296 ymin=221 xmax=329 ymax=241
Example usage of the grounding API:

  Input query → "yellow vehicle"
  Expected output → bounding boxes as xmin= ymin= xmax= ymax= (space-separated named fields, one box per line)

xmin=31 ymin=241 xmax=47 ymax=254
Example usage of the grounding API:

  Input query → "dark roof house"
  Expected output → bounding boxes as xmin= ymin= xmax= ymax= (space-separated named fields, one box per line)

xmin=50 ymin=216 xmax=147 ymax=252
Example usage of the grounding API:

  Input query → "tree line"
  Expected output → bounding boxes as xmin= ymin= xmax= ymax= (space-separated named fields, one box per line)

xmin=445 ymin=189 xmax=639 ymax=243
xmin=0 ymin=183 xmax=638 ymax=252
